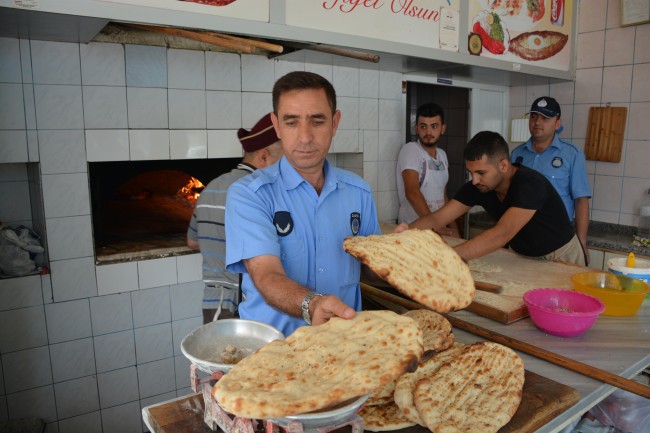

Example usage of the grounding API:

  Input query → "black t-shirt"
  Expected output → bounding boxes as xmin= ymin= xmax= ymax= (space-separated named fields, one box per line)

xmin=454 ymin=165 xmax=574 ymax=257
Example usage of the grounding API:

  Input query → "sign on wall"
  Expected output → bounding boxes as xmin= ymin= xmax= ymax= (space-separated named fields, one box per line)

xmin=285 ymin=0 xmax=461 ymax=51
xmin=467 ymin=0 xmax=573 ymax=71
xmin=98 ymin=0 xmax=269 ymax=21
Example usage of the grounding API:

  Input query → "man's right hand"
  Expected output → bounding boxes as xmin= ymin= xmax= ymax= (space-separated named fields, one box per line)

xmin=394 ymin=223 xmax=409 ymax=233
xmin=310 ymin=294 xmax=356 ymax=326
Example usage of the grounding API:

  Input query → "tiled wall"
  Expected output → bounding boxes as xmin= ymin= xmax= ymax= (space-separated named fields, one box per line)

xmin=509 ymin=0 xmax=650 ymax=228
xmin=0 ymin=37 xmax=404 ymax=432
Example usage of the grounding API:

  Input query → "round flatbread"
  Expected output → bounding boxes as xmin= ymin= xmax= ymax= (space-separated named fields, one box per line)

xmin=413 ymin=342 xmax=525 ymax=433
xmin=213 ymin=310 xmax=423 ymax=419
xmin=403 ymin=309 xmax=454 ymax=354
xmin=344 ymin=229 xmax=474 ymax=313
xmin=359 ymin=401 xmax=416 ymax=432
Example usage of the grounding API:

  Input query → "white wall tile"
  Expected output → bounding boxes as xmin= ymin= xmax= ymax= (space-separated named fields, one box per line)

xmin=131 ymin=286 xmax=171 ymax=328
xmin=137 ymin=358 xmax=175 ymax=398
xmin=54 ymin=376 xmax=99 ymax=419
xmin=274 ymin=59 xmax=304 ymax=81
xmin=38 ymin=130 xmax=87 ymax=174
xmin=205 ymin=51 xmax=241 ymax=91
xmin=331 ymin=129 xmax=359 ymax=153
xmin=333 ymin=65 xmax=359 ymax=97
xmin=591 ymin=209 xmax=620 ymax=224
xmin=592 ymin=175 xmax=622 ymax=212
xmin=305 ymin=62 xmax=333 ymax=82
xmin=0 ymin=130 xmax=28 ymax=163
xmin=138 ymin=257 xmax=177 ymax=289
xmin=624 ymin=141 xmax=650 ymax=178
xmin=85 ymin=129 xmax=129 ymax=161
xmin=377 ymin=160 xmax=397 ymax=192
xmin=171 ymin=316 xmax=201 ymax=357
xmin=241 ymin=54 xmax=275 ymax=92
xmin=601 ymin=66 xmax=632 ymax=103
xmin=80 ymin=42 xmax=125 ymax=86
xmin=58 ymin=411 xmax=102 ymax=433
xmin=604 ymin=27 xmax=635 ymax=66
xmin=621 ymin=177 xmax=650 ymax=215
xmin=94 ymin=331 xmax=136 ymax=373
xmin=42 ymin=173 xmax=90 ymax=218
xmin=169 ymin=281 xmax=202 ymax=321
xmin=0 ymin=83 xmax=25 ymax=128
xmin=362 ymin=160 xmax=378 ymax=191
xmin=125 ymin=45 xmax=166 ymax=88
xmin=30 ymin=40 xmax=81 ymax=85
xmin=50 ymin=338 xmax=96 ymax=382
xmin=45 ymin=215 xmax=93 ymax=261
xmin=631 ymin=63 xmax=650 ymax=102
xmin=134 ymin=323 xmax=173 ymax=364
xmin=127 ymin=87 xmax=169 ymax=128
xmin=241 ymin=92 xmax=272 ymax=127
xmin=379 ymin=71 xmax=402 ymax=100
xmin=337 ymin=97 xmax=359 ymax=130
xmin=605 ymin=0 xmax=622 ymax=29
xmin=170 ymin=129 xmax=207 ymax=159
xmin=97 ymin=367 xmax=139 ymax=408
xmin=359 ymin=98 xmax=379 ymax=130
xmin=129 ymin=129 xmax=170 ymax=160
xmin=6 ymin=385 xmax=57 ymax=423
xmin=377 ymin=189 xmax=398 ymax=222
xmin=549 ymin=80 xmax=575 ymax=106
xmin=95 ymin=262 xmax=139 ymax=296
xmin=101 ymin=401 xmax=142 ymax=433
xmin=176 ymin=253 xmax=202 ymax=283
xmin=378 ymin=99 xmax=402 ymax=131
xmin=27 ymin=130 xmax=38 ymax=162
xmin=578 ymin=0 xmax=607 ymax=32
xmin=627 ymin=102 xmax=650 ymax=141
xmin=2 ymin=346 xmax=52 ymax=393
xmin=19 ymin=39 xmax=32 ymax=83
xmin=168 ymin=89 xmax=206 ymax=129
xmin=378 ymin=130 xmax=402 ymax=161
xmin=206 ymin=90 xmax=242 ymax=129
xmin=362 ymin=130 xmax=378 ymax=161
xmin=0 ymin=306 xmax=47 ymax=352
xmin=50 ymin=257 xmax=98 ymax=302
xmin=168 ymin=49 xmax=205 ymax=90
xmin=576 ymin=31 xmax=605 ymax=69
xmin=34 ymin=85 xmax=84 ymax=130
xmin=634 ymin=24 xmax=650 ymax=64
xmin=571 ymin=104 xmax=592 ymax=139
xmin=574 ymin=68 xmax=602 ymax=104
xmin=174 ymin=355 xmax=191 ymax=391
xmin=359 ymin=68 xmax=379 ymax=98
xmin=0 ymin=275 xmax=42 ymax=311
xmin=0 ymin=38 xmax=21 ymax=83
xmin=45 ymin=299 xmax=92 ymax=344
xmin=90 ymin=292 xmax=133 ymax=335
xmin=82 ymin=86 xmax=128 ymax=129
xmin=207 ymin=130 xmax=243 ymax=158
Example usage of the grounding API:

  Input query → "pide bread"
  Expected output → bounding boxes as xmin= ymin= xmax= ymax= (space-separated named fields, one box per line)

xmin=413 ymin=342 xmax=525 ymax=433
xmin=403 ymin=309 xmax=454 ymax=354
xmin=213 ymin=310 xmax=423 ymax=419
xmin=344 ymin=229 xmax=475 ymax=313
xmin=359 ymin=401 xmax=416 ymax=431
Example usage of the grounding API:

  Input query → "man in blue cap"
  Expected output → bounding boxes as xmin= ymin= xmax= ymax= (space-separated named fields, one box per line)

xmin=511 ymin=96 xmax=591 ymax=264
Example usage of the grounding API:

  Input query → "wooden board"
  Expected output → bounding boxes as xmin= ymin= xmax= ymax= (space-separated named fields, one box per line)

xmin=585 ymin=107 xmax=627 ymax=163
xmin=143 ymin=370 xmax=579 ymax=433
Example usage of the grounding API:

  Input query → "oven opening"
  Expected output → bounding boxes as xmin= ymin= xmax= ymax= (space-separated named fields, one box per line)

xmin=90 ymin=159 xmax=239 ymax=264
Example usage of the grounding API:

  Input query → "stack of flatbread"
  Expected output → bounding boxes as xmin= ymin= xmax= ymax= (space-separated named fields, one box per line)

xmin=344 ymin=229 xmax=475 ymax=313
xmin=213 ymin=310 xmax=423 ymax=419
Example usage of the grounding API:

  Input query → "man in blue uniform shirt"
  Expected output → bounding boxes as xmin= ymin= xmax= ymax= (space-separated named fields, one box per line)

xmin=225 ymin=71 xmax=381 ymax=336
xmin=511 ymin=97 xmax=591 ymax=264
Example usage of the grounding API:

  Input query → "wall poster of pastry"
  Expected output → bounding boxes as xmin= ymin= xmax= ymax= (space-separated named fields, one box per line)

xmin=467 ymin=0 xmax=573 ymax=71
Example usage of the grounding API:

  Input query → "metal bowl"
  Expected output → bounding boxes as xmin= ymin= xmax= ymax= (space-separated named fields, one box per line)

xmin=269 ymin=394 xmax=370 ymax=428
xmin=180 ymin=319 xmax=284 ymax=374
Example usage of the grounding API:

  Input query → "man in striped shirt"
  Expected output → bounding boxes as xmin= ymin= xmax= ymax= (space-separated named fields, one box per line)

xmin=187 ymin=113 xmax=283 ymax=323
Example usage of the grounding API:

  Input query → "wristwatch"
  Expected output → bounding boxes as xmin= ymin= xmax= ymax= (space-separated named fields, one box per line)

xmin=301 ymin=292 xmax=324 ymax=325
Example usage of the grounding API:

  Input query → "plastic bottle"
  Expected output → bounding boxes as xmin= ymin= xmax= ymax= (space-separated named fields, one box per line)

xmin=639 ymin=188 xmax=650 ymax=240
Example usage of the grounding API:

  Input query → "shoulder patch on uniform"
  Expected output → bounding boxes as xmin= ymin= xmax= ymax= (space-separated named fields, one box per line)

xmin=273 ymin=211 xmax=293 ymax=237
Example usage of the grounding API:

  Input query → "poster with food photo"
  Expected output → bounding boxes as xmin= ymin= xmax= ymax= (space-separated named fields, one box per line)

xmin=98 ymin=0 xmax=268 ymax=21
xmin=467 ymin=0 xmax=573 ymax=71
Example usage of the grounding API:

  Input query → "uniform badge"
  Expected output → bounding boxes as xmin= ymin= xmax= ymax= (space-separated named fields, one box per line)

xmin=552 ymin=157 xmax=563 ymax=168
xmin=273 ymin=211 xmax=293 ymax=237
xmin=350 ymin=212 xmax=361 ymax=236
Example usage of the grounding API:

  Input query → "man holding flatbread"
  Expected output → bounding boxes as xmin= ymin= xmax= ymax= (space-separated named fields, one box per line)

xmin=225 ymin=71 xmax=381 ymax=336
xmin=399 ymin=131 xmax=585 ymax=266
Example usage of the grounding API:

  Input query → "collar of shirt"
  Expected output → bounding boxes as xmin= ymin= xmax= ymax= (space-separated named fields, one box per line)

xmin=236 ymin=162 xmax=256 ymax=173
xmin=524 ymin=133 xmax=563 ymax=153
xmin=279 ymin=156 xmax=339 ymax=195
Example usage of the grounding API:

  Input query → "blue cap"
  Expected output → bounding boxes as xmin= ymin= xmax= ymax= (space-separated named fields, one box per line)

xmin=529 ymin=97 xmax=561 ymax=118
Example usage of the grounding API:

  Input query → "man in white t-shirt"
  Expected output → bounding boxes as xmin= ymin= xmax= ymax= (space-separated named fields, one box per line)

xmin=396 ymin=103 xmax=459 ymax=235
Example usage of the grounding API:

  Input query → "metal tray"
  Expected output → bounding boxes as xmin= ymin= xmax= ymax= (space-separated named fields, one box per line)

xmin=180 ymin=319 xmax=284 ymax=374
xmin=269 ymin=394 xmax=370 ymax=428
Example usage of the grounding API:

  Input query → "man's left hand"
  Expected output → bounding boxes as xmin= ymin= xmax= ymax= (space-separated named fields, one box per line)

xmin=310 ymin=294 xmax=356 ymax=326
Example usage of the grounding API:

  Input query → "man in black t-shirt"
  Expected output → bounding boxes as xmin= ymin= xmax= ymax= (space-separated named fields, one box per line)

xmin=400 ymin=131 xmax=585 ymax=266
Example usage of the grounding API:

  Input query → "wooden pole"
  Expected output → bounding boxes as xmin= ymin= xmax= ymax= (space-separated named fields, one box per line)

xmin=203 ymin=31 xmax=284 ymax=53
xmin=285 ymin=42 xmax=380 ymax=63
xmin=360 ymin=283 xmax=650 ymax=399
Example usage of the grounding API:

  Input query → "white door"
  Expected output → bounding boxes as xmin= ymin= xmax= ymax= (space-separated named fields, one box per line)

xmin=469 ymin=89 xmax=508 ymax=139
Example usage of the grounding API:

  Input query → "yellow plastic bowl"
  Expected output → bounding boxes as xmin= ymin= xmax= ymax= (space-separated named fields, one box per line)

xmin=571 ymin=272 xmax=650 ymax=316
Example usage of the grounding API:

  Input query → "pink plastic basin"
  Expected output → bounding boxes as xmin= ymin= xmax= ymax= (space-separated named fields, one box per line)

xmin=523 ymin=288 xmax=605 ymax=338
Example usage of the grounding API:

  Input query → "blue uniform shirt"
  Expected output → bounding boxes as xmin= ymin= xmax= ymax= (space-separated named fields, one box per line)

xmin=511 ymin=134 xmax=591 ymax=220
xmin=225 ymin=156 xmax=381 ymax=336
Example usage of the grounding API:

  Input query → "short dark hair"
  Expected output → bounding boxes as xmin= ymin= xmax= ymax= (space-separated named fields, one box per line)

xmin=464 ymin=131 xmax=510 ymax=162
xmin=416 ymin=103 xmax=445 ymax=124
xmin=272 ymin=71 xmax=337 ymax=114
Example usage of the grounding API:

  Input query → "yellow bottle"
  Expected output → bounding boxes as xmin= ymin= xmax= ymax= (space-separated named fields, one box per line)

xmin=627 ymin=252 xmax=635 ymax=268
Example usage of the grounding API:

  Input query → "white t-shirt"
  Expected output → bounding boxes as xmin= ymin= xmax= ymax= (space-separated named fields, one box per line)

xmin=396 ymin=141 xmax=449 ymax=224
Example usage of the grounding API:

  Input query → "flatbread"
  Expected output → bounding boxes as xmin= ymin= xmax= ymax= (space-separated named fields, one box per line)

xmin=393 ymin=344 xmax=466 ymax=425
xmin=413 ymin=342 xmax=525 ymax=433
xmin=359 ymin=401 xmax=416 ymax=432
xmin=213 ymin=310 xmax=423 ymax=419
xmin=403 ymin=309 xmax=454 ymax=354
xmin=344 ymin=229 xmax=474 ymax=313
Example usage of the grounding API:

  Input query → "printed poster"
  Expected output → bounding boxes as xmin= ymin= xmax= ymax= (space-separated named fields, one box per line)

xmin=467 ymin=0 xmax=573 ymax=71
xmin=285 ymin=0 xmax=462 ymax=51
xmin=97 ymin=0 xmax=269 ymax=22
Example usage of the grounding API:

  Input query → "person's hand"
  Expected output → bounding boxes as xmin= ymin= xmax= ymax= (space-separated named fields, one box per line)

xmin=310 ymin=294 xmax=355 ymax=326
xmin=439 ymin=226 xmax=460 ymax=238
xmin=394 ymin=223 xmax=409 ymax=233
